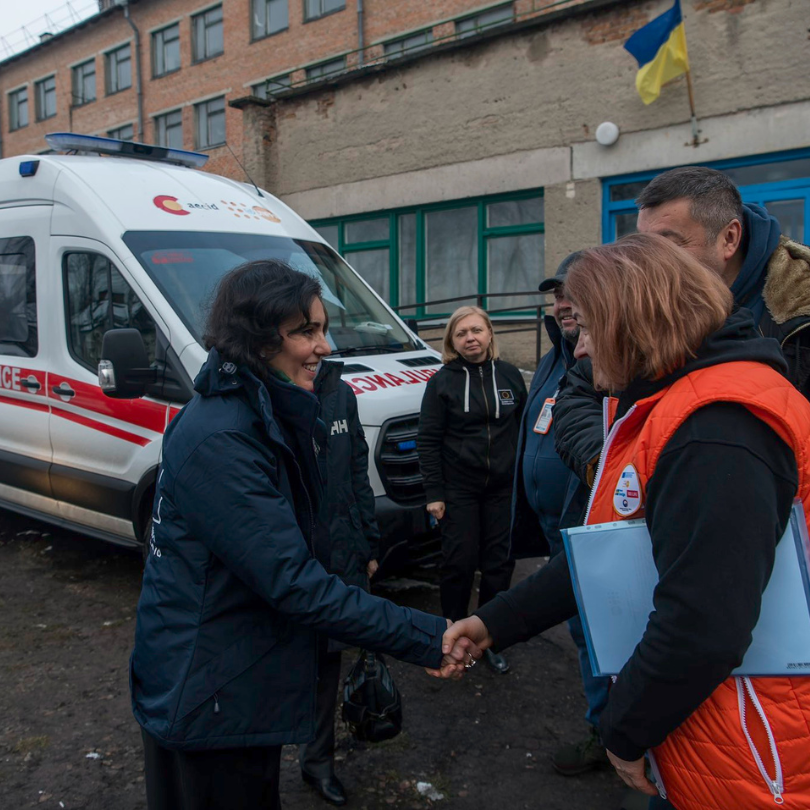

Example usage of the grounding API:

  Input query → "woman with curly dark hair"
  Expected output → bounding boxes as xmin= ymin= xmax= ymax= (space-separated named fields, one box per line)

xmin=131 ymin=259 xmax=474 ymax=810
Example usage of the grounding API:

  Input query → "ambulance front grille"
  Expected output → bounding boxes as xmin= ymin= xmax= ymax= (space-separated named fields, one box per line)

xmin=375 ymin=415 xmax=425 ymax=506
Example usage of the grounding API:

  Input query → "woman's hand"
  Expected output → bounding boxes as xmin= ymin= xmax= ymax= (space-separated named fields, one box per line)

xmin=366 ymin=559 xmax=379 ymax=578
xmin=425 ymin=617 xmax=490 ymax=679
xmin=606 ymin=751 xmax=658 ymax=797
xmin=426 ymin=501 xmax=446 ymax=521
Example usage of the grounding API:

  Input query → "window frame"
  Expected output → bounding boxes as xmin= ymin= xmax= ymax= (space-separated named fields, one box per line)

xmin=251 ymin=73 xmax=292 ymax=98
xmin=152 ymin=22 xmax=181 ymax=78
xmin=303 ymin=0 xmax=345 ymax=23
xmin=311 ymin=188 xmax=544 ymax=315
xmin=62 ymin=251 xmax=157 ymax=374
xmin=105 ymin=43 xmax=133 ymax=95
xmin=455 ymin=2 xmax=515 ymax=38
xmin=34 ymin=75 xmax=57 ymax=122
xmin=251 ymin=0 xmax=289 ymax=41
xmin=71 ymin=59 xmax=96 ymax=107
xmin=305 ymin=56 xmax=346 ymax=83
xmin=383 ymin=29 xmax=434 ymax=59
xmin=194 ymin=95 xmax=226 ymax=149
xmin=0 ymin=236 xmax=37 ymax=358
xmin=107 ymin=123 xmax=135 ymax=141
xmin=153 ymin=108 xmax=184 ymax=149
xmin=602 ymin=147 xmax=810 ymax=244
xmin=191 ymin=5 xmax=224 ymax=64
xmin=8 ymin=86 xmax=29 ymax=131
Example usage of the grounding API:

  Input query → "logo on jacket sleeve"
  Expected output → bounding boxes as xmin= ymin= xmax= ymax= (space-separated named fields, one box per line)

xmin=330 ymin=419 xmax=348 ymax=435
xmin=613 ymin=464 xmax=642 ymax=517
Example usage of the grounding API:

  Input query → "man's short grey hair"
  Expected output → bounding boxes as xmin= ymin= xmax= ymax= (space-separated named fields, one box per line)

xmin=636 ymin=166 xmax=744 ymax=242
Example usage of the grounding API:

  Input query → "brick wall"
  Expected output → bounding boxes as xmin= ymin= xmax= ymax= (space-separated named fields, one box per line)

xmin=0 ymin=0 xmax=608 ymax=170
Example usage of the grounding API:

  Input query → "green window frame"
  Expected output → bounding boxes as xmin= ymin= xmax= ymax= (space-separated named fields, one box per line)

xmin=311 ymin=189 xmax=544 ymax=317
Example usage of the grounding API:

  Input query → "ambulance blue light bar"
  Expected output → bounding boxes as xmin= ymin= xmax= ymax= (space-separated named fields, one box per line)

xmin=45 ymin=133 xmax=209 ymax=169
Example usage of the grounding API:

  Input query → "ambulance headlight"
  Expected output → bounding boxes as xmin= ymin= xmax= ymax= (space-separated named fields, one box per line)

xmin=98 ymin=360 xmax=116 ymax=391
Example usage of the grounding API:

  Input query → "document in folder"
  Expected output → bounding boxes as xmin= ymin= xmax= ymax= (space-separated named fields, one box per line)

xmin=562 ymin=502 xmax=810 ymax=678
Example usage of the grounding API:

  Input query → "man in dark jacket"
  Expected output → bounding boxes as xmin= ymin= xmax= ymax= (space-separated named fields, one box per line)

xmin=556 ymin=166 xmax=810 ymax=485
xmin=299 ymin=360 xmax=381 ymax=806
xmin=511 ymin=254 xmax=611 ymax=776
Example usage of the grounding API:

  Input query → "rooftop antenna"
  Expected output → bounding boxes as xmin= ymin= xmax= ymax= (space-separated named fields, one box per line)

xmin=224 ymin=141 xmax=264 ymax=198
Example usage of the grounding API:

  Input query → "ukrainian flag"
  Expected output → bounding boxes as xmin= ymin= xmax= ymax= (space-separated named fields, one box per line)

xmin=624 ymin=0 xmax=690 ymax=105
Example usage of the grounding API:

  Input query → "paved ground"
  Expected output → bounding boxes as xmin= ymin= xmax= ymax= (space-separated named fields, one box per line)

xmin=0 ymin=507 xmax=629 ymax=810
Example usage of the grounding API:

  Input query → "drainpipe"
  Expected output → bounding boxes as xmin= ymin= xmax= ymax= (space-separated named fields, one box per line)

xmin=122 ymin=1 xmax=145 ymax=141
xmin=357 ymin=0 xmax=364 ymax=66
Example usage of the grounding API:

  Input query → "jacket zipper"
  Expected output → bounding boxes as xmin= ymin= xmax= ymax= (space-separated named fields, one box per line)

xmin=213 ymin=693 xmax=220 ymax=714
xmin=584 ymin=400 xmax=637 ymax=523
xmin=781 ymin=320 xmax=810 ymax=349
xmin=479 ymin=366 xmax=491 ymax=488
xmin=735 ymin=676 xmax=785 ymax=804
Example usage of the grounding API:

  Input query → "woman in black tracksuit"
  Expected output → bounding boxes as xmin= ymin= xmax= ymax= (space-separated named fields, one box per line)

xmin=417 ymin=306 xmax=526 ymax=673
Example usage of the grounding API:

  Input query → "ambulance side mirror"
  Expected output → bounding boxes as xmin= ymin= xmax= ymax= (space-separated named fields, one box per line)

xmin=98 ymin=329 xmax=157 ymax=399
xmin=405 ymin=318 xmax=420 ymax=336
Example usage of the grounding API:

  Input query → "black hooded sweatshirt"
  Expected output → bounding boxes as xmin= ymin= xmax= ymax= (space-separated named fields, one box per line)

xmin=417 ymin=357 xmax=527 ymax=501
xmin=475 ymin=311 xmax=799 ymax=761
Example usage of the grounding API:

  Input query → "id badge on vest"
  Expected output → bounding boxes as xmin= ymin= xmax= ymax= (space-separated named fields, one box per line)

xmin=533 ymin=388 xmax=559 ymax=436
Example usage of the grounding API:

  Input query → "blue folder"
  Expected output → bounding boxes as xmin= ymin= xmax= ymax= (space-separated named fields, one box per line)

xmin=561 ymin=501 xmax=810 ymax=677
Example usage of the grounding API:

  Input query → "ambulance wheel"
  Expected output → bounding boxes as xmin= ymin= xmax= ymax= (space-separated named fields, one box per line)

xmin=141 ymin=517 xmax=153 ymax=565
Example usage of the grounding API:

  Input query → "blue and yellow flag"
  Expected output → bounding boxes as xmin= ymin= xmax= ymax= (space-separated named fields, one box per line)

xmin=624 ymin=0 xmax=690 ymax=105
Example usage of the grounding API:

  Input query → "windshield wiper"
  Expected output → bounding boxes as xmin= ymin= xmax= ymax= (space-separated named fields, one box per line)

xmin=329 ymin=345 xmax=406 ymax=357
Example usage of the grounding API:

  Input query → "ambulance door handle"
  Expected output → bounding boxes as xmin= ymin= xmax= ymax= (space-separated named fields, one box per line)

xmin=52 ymin=383 xmax=76 ymax=398
xmin=20 ymin=378 xmax=41 ymax=391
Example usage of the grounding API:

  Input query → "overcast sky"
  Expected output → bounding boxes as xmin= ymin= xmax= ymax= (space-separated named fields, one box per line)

xmin=1 ymin=0 xmax=98 ymax=58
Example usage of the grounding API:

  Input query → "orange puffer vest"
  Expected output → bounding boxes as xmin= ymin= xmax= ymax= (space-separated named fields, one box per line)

xmin=586 ymin=361 xmax=810 ymax=810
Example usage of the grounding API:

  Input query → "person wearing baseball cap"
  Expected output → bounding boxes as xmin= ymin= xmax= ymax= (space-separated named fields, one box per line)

xmin=514 ymin=252 xmax=611 ymax=776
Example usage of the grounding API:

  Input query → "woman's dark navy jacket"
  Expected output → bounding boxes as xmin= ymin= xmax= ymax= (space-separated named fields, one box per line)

xmin=130 ymin=348 xmax=445 ymax=751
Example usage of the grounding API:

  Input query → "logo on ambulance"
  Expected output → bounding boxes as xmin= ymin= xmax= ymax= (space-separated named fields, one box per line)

xmin=153 ymin=195 xmax=190 ymax=216
xmin=613 ymin=463 xmax=642 ymax=517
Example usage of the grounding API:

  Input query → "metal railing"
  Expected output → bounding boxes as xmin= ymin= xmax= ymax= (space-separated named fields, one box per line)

xmin=394 ymin=290 xmax=552 ymax=365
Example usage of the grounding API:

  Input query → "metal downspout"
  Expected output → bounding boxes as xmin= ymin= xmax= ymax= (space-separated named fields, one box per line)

xmin=357 ymin=0 xmax=365 ymax=66
xmin=123 ymin=2 xmax=145 ymax=141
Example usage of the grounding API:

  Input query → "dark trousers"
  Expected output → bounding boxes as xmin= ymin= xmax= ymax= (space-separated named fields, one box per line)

xmin=299 ymin=651 xmax=343 ymax=778
xmin=142 ymin=728 xmax=281 ymax=810
xmin=440 ymin=487 xmax=515 ymax=621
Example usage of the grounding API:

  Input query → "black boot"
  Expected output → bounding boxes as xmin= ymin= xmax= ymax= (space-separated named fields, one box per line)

xmin=484 ymin=649 xmax=510 ymax=674
xmin=302 ymin=771 xmax=347 ymax=806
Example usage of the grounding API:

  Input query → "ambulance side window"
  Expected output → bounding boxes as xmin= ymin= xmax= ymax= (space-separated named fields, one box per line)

xmin=0 ymin=236 xmax=37 ymax=358
xmin=64 ymin=252 xmax=157 ymax=372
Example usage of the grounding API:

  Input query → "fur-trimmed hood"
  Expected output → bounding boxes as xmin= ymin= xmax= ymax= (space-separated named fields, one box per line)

xmin=764 ymin=236 xmax=810 ymax=325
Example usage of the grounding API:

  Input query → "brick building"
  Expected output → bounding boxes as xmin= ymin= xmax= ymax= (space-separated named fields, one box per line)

xmin=2 ymin=0 xmax=809 ymax=317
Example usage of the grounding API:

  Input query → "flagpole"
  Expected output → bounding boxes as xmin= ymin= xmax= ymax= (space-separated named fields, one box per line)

xmin=684 ymin=68 xmax=700 ymax=147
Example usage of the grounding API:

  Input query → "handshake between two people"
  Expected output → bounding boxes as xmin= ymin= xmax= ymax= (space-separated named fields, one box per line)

xmin=429 ymin=616 xmax=492 ymax=679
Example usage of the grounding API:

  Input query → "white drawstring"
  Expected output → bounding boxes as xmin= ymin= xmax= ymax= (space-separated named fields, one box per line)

xmin=463 ymin=367 xmax=470 ymax=413
xmin=491 ymin=360 xmax=500 ymax=419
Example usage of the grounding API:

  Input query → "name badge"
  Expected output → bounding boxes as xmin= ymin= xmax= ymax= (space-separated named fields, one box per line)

xmin=533 ymin=398 xmax=555 ymax=435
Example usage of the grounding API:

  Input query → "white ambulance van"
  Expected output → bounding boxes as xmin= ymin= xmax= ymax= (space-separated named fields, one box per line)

xmin=0 ymin=133 xmax=441 ymax=569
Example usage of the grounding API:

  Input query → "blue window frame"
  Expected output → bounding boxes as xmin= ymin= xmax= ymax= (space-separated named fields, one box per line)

xmin=603 ymin=148 xmax=810 ymax=245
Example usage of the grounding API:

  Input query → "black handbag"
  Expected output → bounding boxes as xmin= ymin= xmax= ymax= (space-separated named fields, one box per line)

xmin=341 ymin=650 xmax=403 ymax=743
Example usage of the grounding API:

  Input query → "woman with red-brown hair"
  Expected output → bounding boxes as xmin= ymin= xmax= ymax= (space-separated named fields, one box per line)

xmin=440 ymin=233 xmax=810 ymax=810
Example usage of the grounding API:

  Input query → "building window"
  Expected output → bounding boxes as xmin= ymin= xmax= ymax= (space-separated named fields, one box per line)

xmin=153 ymin=23 xmax=181 ymax=77
xmin=456 ymin=3 xmax=514 ymax=38
xmin=154 ymin=109 xmax=184 ymax=149
xmin=306 ymin=57 xmax=346 ymax=83
xmin=603 ymin=150 xmax=810 ymax=245
xmin=8 ymin=87 xmax=29 ymax=131
xmin=108 ymin=123 xmax=134 ymax=141
xmin=71 ymin=60 xmax=96 ymax=107
xmin=252 ymin=0 xmax=288 ymax=39
xmin=195 ymin=96 xmax=226 ymax=149
xmin=64 ymin=252 xmax=156 ymax=372
xmin=0 ymin=236 xmax=37 ymax=358
xmin=311 ymin=190 xmax=544 ymax=312
xmin=304 ymin=0 xmax=344 ymax=22
xmin=384 ymin=30 xmax=433 ymax=58
xmin=106 ymin=44 xmax=132 ymax=94
xmin=35 ymin=75 xmax=57 ymax=121
xmin=252 ymin=74 xmax=292 ymax=98
xmin=192 ymin=5 xmax=224 ymax=62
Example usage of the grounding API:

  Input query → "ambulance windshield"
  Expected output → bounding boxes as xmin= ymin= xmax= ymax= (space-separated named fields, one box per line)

xmin=122 ymin=231 xmax=419 ymax=354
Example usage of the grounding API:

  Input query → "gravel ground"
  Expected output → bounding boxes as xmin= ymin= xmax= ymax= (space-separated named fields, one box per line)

xmin=0 ymin=508 xmax=629 ymax=810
